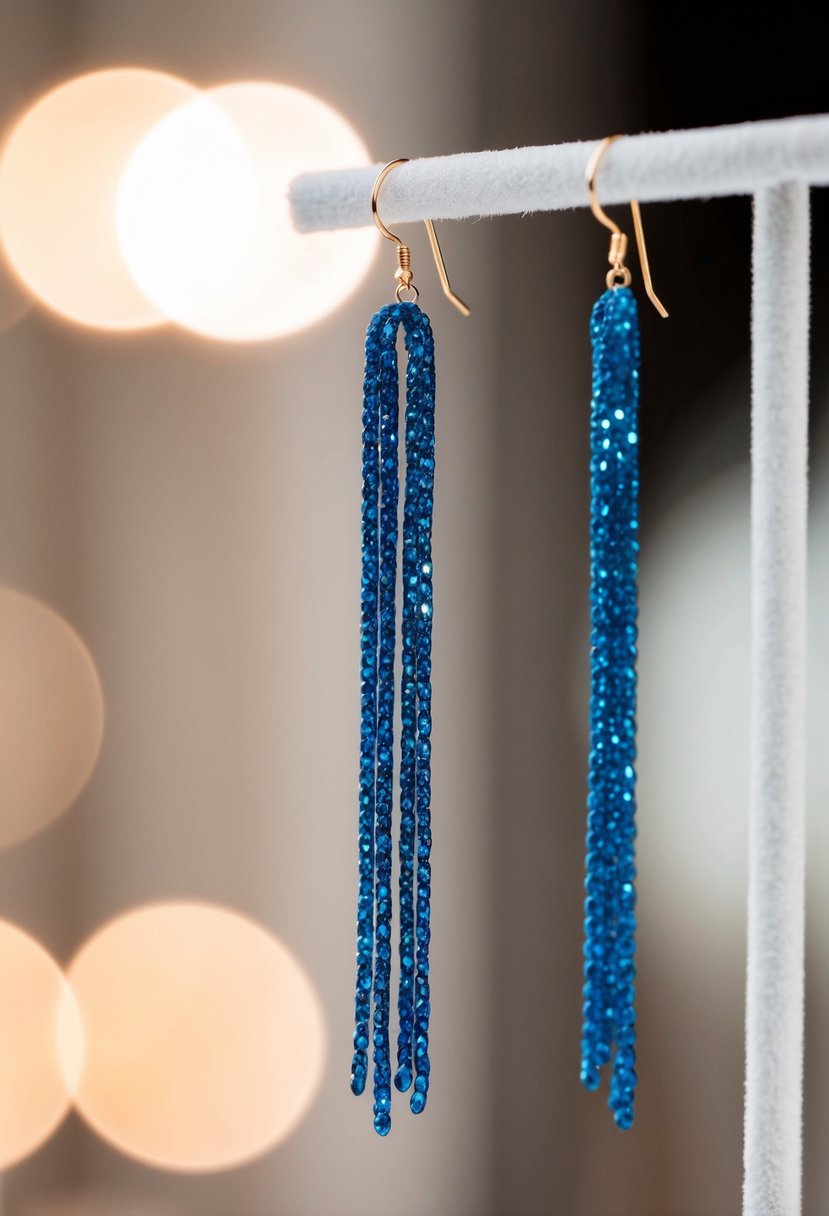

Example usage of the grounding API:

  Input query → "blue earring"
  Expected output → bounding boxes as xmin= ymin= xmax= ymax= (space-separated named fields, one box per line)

xmin=350 ymin=160 xmax=469 ymax=1136
xmin=579 ymin=136 xmax=668 ymax=1130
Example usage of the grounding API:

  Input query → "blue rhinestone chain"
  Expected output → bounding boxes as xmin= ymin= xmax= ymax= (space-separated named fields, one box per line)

xmin=580 ymin=286 xmax=640 ymax=1130
xmin=351 ymin=314 xmax=382 ymax=1106
xmin=371 ymin=313 xmax=400 ymax=1136
xmin=352 ymin=301 xmax=436 ymax=1135
xmin=408 ymin=316 xmax=434 ymax=1117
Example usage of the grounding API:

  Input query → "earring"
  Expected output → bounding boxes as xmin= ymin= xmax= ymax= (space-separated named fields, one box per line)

xmin=579 ymin=135 xmax=667 ymax=1130
xmin=350 ymin=159 xmax=469 ymax=1136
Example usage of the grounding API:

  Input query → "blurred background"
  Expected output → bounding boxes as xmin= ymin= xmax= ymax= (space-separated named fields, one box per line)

xmin=0 ymin=1 xmax=825 ymax=1213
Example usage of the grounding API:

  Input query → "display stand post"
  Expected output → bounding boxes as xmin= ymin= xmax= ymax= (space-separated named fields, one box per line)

xmin=744 ymin=183 xmax=810 ymax=1216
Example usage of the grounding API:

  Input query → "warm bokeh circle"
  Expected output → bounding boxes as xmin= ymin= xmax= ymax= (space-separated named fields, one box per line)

xmin=117 ymin=81 xmax=377 ymax=340
xmin=0 ymin=920 xmax=82 ymax=1168
xmin=0 ymin=587 xmax=104 ymax=848
xmin=0 ymin=68 xmax=197 ymax=329
xmin=67 ymin=902 xmax=327 ymax=1172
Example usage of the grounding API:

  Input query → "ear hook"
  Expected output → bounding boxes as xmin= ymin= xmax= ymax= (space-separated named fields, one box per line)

xmin=371 ymin=159 xmax=470 ymax=317
xmin=585 ymin=135 xmax=668 ymax=318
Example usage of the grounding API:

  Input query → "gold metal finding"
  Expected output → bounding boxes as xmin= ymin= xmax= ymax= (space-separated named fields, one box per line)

xmin=585 ymin=134 xmax=668 ymax=318
xmin=371 ymin=159 xmax=470 ymax=316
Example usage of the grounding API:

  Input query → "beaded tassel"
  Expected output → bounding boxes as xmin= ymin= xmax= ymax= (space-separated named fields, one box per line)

xmin=580 ymin=285 xmax=640 ymax=1130
xmin=351 ymin=300 xmax=436 ymax=1135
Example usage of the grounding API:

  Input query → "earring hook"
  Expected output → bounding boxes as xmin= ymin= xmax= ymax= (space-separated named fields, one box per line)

xmin=371 ymin=159 xmax=470 ymax=317
xmin=585 ymin=135 xmax=668 ymax=318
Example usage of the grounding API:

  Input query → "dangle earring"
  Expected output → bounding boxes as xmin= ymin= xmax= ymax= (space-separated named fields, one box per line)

xmin=579 ymin=135 xmax=667 ymax=1129
xmin=350 ymin=159 xmax=469 ymax=1136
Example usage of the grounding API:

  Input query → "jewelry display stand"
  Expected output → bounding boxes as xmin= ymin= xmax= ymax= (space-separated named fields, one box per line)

xmin=292 ymin=114 xmax=824 ymax=1216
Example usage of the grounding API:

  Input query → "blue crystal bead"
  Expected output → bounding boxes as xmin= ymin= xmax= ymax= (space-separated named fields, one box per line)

xmin=394 ymin=1064 xmax=412 ymax=1093
xmin=580 ymin=287 xmax=640 ymax=1129
xmin=352 ymin=301 xmax=437 ymax=1135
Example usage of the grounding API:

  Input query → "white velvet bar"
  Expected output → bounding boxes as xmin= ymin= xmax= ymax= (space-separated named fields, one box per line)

xmin=744 ymin=183 xmax=810 ymax=1216
xmin=289 ymin=114 xmax=829 ymax=232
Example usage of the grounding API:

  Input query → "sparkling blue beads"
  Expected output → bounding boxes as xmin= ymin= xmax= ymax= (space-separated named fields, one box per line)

xmin=580 ymin=286 xmax=640 ymax=1130
xmin=352 ymin=300 xmax=436 ymax=1135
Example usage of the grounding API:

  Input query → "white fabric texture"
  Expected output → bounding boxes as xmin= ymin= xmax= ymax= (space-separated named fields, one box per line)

xmin=289 ymin=114 xmax=829 ymax=232
xmin=744 ymin=183 xmax=810 ymax=1216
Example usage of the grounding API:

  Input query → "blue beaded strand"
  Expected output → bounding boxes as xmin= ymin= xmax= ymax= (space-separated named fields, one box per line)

xmin=580 ymin=286 xmax=640 ymax=1130
xmin=408 ymin=321 xmax=435 ymax=1116
xmin=371 ymin=322 xmax=400 ymax=1136
xmin=350 ymin=323 xmax=383 ymax=1103
xmin=394 ymin=331 xmax=422 ymax=1098
xmin=352 ymin=300 xmax=436 ymax=1135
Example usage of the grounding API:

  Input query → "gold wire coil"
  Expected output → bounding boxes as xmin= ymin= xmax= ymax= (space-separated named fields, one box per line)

xmin=394 ymin=242 xmax=417 ymax=301
xmin=395 ymin=243 xmax=414 ymax=291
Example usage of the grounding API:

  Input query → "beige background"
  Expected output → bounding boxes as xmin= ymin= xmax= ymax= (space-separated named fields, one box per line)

xmin=0 ymin=2 xmax=826 ymax=1214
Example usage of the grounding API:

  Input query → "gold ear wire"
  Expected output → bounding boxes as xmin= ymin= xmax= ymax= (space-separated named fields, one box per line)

xmin=371 ymin=159 xmax=470 ymax=316
xmin=585 ymin=135 xmax=668 ymax=318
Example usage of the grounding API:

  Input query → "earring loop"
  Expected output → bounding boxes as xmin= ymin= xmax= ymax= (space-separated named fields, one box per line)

xmin=370 ymin=159 xmax=470 ymax=316
xmin=371 ymin=158 xmax=410 ymax=246
xmin=585 ymin=134 xmax=668 ymax=317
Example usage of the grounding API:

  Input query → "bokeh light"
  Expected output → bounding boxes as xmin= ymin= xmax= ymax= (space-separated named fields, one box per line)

xmin=117 ymin=82 xmax=376 ymax=341
xmin=68 ymin=902 xmax=327 ymax=1172
xmin=0 ymin=244 xmax=33 ymax=332
xmin=636 ymin=459 xmax=829 ymax=925
xmin=0 ymin=587 xmax=104 ymax=848
xmin=0 ymin=68 xmax=196 ymax=329
xmin=0 ymin=920 xmax=82 ymax=1168
xmin=635 ymin=466 xmax=751 ymax=928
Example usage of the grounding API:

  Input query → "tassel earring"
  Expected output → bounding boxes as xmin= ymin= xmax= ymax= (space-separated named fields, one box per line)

xmin=579 ymin=135 xmax=667 ymax=1129
xmin=351 ymin=159 xmax=469 ymax=1136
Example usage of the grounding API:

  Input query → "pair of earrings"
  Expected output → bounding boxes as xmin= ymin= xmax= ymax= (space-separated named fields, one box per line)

xmin=350 ymin=138 xmax=667 ymax=1136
